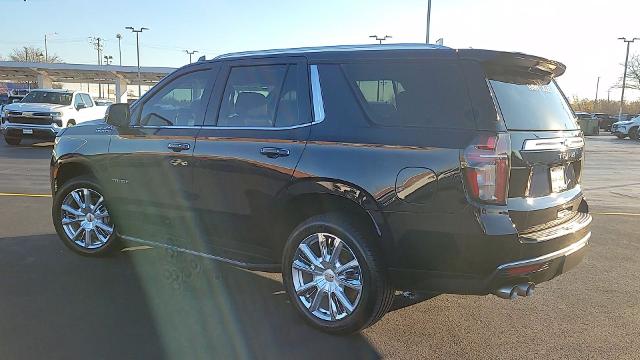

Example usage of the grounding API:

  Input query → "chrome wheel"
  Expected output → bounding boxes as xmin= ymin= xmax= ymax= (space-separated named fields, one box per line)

xmin=291 ymin=233 xmax=363 ymax=321
xmin=60 ymin=188 xmax=113 ymax=249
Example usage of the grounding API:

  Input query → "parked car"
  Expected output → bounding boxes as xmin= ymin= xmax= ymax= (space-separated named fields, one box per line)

xmin=93 ymin=98 xmax=114 ymax=107
xmin=50 ymin=44 xmax=591 ymax=334
xmin=611 ymin=115 xmax=640 ymax=139
xmin=574 ymin=111 xmax=594 ymax=120
xmin=593 ymin=113 xmax=616 ymax=131
xmin=2 ymin=89 xmax=108 ymax=145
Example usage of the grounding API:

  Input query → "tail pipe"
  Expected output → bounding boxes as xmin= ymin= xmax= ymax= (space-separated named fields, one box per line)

xmin=493 ymin=283 xmax=535 ymax=299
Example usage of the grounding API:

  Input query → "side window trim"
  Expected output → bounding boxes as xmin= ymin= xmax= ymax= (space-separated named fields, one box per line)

xmin=309 ymin=64 xmax=325 ymax=123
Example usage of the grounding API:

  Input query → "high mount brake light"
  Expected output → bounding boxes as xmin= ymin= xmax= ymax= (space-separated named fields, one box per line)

xmin=462 ymin=133 xmax=510 ymax=205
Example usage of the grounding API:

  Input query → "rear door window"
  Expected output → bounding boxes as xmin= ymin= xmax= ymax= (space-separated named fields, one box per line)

xmin=216 ymin=64 xmax=303 ymax=128
xmin=343 ymin=61 xmax=474 ymax=128
xmin=488 ymin=76 xmax=578 ymax=131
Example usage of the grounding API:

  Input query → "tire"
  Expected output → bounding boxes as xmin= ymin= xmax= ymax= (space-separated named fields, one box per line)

xmin=52 ymin=176 xmax=119 ymax=256
xmin=629 ymin=127 xmax=638 ymax=140
xmin=4 ymin=135 xmax=20 ymax=146
xmin=282 ymin=213 xmax=394 ymax=334
xmin=616 ymin=134 xmax=627 ymax=139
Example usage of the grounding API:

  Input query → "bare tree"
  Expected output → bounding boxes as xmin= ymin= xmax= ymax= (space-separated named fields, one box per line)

xmin=624 ymin=54 xmax=640 ymax=91
xmin=8 ymin=46 xmax=62 ymax=63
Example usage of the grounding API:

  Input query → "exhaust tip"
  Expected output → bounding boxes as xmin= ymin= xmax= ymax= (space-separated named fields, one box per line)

xmin=494 ymin=286 xmax=518 ymax=300
xmin=515 ymin=283 xmax=535 ymax=297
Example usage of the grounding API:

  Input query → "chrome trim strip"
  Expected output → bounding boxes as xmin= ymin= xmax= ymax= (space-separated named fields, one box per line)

xmin=4 ymin=123 xmax=59 ymax=133
xmin=310 ymin=65 xmax=325 ymax=123
xmin=522 ymin=137 xmax=584 ymax=151
xmin=496 ymin=232 xmax=590 ymax=271
xmin=120 ymin=235 xmax=279 ymax=270
xmin=132 ymin=123 xmax=315 ymax=131
xmin=520 ymin=213 xmax=592 ymax=243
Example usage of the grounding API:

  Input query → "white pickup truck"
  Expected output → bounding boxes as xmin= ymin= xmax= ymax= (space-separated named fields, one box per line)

xmin=2 ymin=89 xmax=109 ymax=145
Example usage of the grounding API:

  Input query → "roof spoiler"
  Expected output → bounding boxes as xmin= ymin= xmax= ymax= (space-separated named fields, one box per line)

xmin=457 ymin=49 xmax=566 ymax=78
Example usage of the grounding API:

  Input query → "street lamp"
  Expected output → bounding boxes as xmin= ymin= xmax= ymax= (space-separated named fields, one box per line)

xmin=44 ymin=32 xmax=57 ymax=63
xmin=116 ymin=33 xmax=123 ymax=66
xmin=426 ymin=0 xmax=432 ymax=44
xmin=617 ymin=37 xmax=640 ymax=120
xmin=185 ymin=50 xmax=199 ymax=64
xmin=369 ymin=35 xmax=392 ymax=45
xmin=103 ymin=55 xmax=113 ymax=65
xmin=125 ymin=26 xmax=149 ymax=98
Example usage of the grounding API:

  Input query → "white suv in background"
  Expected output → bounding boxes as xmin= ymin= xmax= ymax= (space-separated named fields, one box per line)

xmin=611 ymin=115 xmax=640 ymax=140
xmin=2 ymin=89 xmax=108 ymax=145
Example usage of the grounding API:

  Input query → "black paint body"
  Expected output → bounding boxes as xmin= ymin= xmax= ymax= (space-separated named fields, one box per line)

xmin=51 ymin=46 xmax=590 ymax=294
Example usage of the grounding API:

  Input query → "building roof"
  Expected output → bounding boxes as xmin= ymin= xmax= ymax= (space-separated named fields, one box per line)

xmin=0 ymin=61 xmax=175 ymax=84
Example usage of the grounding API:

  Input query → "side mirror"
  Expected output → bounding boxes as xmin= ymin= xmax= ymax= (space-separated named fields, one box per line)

xmin=76 ymin=103 xmax=86 ymax=110
xmin=105 ymin=103 xmax=131 ymax=127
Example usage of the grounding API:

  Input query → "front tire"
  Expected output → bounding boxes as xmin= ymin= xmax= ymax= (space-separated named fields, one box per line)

xmin=629 ymin=127 xmax=638 ymax=140
xmin=282 ymin=213 xmax=394 ymax=334
xmin=52 ymin=176 xmax=118 ymax=256
xmin=4 ymin=135 xmax=20 ymax=145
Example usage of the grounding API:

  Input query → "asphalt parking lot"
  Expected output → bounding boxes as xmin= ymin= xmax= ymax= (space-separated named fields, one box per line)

xmin=0 ymin=136 xmax=639 ymax=360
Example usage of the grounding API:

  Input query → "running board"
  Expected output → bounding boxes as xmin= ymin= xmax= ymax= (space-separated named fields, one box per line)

xmin=119 ymin=234 xmax=281 ymax=272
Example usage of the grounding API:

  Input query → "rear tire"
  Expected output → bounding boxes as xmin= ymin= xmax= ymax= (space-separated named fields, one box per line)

xmin=52 ymin=176 xmax=119 ymax=256
xmin=4 ymin=135 xmax=20 ymax=146
xmin=282 ymin=213 xmax=394 ymax=334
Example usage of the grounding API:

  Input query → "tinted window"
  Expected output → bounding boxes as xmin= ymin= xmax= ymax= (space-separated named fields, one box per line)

xmin=274 ymin=65 xmax=301 ymax=127
xmin=218 ymin=64 xmax=300 ymax=128
xmin=81 ymin=94 xmax=94 ymax=107
xmin=74 ymin=94 xmax=85 ymax=108
xmin=139 ymin=70 xmax=212 ymax=127
xmin=488 ymin=75 xmax=578 ymax=131
xmin=22 ymin=91 xmax=72 ymax=106
xmin=343 ymin=61 xmax=474 ymax=128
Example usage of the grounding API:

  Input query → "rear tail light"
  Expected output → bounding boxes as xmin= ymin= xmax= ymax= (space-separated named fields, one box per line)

xmin=462 ymin=133 xmax=511 ymax=205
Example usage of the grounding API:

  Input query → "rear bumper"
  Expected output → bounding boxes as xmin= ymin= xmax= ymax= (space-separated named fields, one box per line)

xmin=3 ymin=123 xmax=60 ymax=139
xmin=387 ymin=211 xmax=591 ymax=295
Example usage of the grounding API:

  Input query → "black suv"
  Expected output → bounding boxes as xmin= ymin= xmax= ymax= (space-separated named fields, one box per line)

xmin=51 ymin=44 xmax=591 ymax=334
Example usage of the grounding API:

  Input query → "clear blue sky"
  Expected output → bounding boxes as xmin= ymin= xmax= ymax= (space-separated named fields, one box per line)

xmin=3 ymin=0 xmax=640 ymax=100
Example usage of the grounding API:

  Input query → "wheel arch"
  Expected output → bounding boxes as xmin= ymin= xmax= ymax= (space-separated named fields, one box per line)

xmin=52 ymin=157 xmax=96 ymax=194
xmin=274 ymin=178 xmax=392 ymax=258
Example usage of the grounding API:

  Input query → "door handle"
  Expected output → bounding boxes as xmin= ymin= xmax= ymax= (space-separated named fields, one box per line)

xmin=167 ymin=143 xmax=191 ymax=152
xmin=260 ymin=147 xmax=290 ymax=158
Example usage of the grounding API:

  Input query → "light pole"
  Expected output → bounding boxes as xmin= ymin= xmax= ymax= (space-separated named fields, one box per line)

xmin=594 ymin=76 xmax=600 ymax=112
xmin=89 ymin=36 xmax=104 ymax=97
xmin=116 ymin=33 xmax=123 ymax=66
xmin=104 ymin=55 xmax=113 ymax=99
xmin=617 ymin=37 xmax=640 ymax=120
xmin=126 ymin=26 xmax=149 ymax=98
xmin=185 ymin=50 xmax=199 ymax=64
xmin=369 ymin=35 xmax=392 ymax=45
xmin=426 ymin=0 xmax=432 ymax=44
xmin=44 ymin=32 xmax=57 ymax=63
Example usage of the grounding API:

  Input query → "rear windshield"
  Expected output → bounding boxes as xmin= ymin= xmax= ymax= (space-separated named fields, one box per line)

xmin=22 ymin=91 xmax=72 ymax=106
xmin=343 ymin=61 xmax=474 ymax=129
xmin=489 ymin=77 xmax=578 ymax=131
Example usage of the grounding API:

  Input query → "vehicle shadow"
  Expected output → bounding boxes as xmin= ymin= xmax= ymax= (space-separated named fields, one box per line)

xmin=0 ymin=234 xmax=381 ymax=359
xmin=0 ymin=139 xmax=54 ymax=160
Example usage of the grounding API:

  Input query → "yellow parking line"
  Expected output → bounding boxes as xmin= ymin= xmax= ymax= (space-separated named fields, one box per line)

xmin=0 ymin=192 xmax=52 ymax=198
xmin=592 ymin=212 xmax=640 ymax=217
